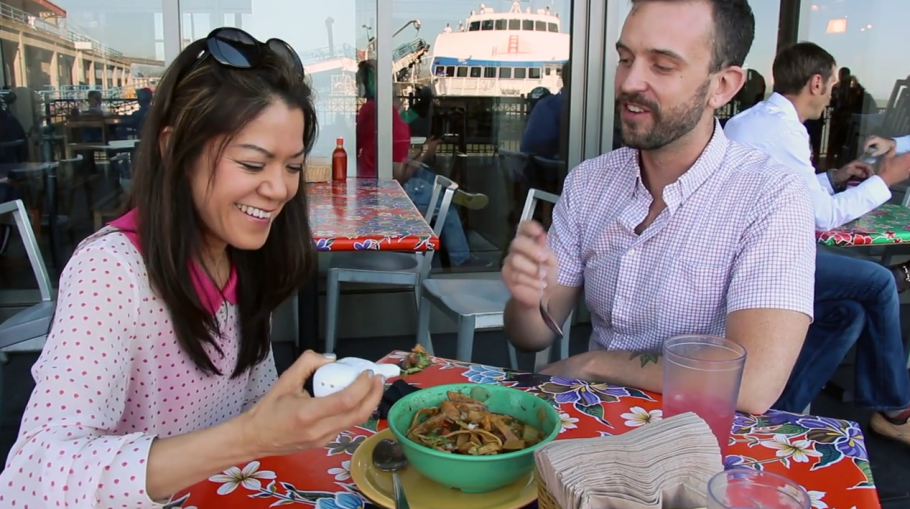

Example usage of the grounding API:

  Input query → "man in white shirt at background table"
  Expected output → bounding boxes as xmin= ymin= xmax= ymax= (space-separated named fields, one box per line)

xmin=725 ymin=42 xmax=910 ymax=445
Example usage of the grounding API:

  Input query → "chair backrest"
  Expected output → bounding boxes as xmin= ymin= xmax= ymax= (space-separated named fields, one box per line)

xmin=520 ymin=188 xmax=560 ymax=223
xmin=0 ymin=200 xmax=52 ymax=302
xmin=496 ymin=147 xmax=529 ymax=182
xmin=418 ymin=174 xmax=457 ymax=279
xmin=882 ymin=75 xmax=910 ymax=138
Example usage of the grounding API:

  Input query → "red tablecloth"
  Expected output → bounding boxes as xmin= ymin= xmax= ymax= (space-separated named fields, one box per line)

xmin=173 ymin=351 xmax=880 ymax=509
xmin=308 ymin=179 xmax=439 ymax=252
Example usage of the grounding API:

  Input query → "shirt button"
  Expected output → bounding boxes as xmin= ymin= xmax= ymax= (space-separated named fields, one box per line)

xmin=628 ymin=248 xmax=636 ymax=256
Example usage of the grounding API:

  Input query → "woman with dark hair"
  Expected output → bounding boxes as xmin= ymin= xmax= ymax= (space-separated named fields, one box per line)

xmin=0 ymin=29 xmax=384 ymax=507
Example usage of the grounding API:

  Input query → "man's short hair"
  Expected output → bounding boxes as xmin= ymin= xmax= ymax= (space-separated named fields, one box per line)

xmin=631 ymin=0 xmax=755 ymax=72
xmin=772 ymin=42 xmax=836 ymax=96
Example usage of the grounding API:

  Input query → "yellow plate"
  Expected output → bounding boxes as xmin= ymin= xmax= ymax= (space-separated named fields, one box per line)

xmin=351 ymin=429 xmax=538 ymax=509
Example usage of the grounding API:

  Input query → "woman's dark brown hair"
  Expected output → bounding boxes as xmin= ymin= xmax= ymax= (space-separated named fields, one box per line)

xmin=126 ymin=37 xmax=318 ymax=377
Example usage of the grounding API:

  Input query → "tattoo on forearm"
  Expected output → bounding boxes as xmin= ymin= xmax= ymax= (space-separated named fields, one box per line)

xmin=630 ymin=352 xmax=661 ymax=367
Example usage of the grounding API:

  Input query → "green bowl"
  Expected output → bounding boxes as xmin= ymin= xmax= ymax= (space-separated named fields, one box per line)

xmin=386 ymin=383 xmax=561 ymax=493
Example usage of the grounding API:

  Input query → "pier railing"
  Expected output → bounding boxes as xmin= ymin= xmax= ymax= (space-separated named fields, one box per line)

xmin=0 ymin=2 xmax=123 ymax=58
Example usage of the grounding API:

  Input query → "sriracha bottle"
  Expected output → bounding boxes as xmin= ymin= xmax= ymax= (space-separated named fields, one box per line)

xmin=332 ymin=138 xmax=347 ymax=182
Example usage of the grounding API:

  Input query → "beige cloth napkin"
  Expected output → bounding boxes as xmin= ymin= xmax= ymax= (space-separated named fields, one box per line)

xmin=534 ymin=412 xmax=723 ymax=509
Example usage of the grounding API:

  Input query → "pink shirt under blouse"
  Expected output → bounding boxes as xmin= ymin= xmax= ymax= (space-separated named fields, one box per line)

xmin=0 ymin=209 xmax=278 ymax=508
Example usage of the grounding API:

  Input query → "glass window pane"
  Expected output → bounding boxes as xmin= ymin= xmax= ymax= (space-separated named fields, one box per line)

xmin=0 ymin=0 xmax=166 ymax=283
xmin=799 ymin=0 xmax=906 ymax=169
xmin=386 ymin=0 xmax=572 ymax=272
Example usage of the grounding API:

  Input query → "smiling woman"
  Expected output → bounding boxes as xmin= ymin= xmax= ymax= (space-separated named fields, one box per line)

xmin=0 ymin=28 xmax=385 ymax=509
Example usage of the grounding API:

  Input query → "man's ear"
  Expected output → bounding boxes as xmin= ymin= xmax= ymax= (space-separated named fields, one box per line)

xmin=707 ymin=65 xmax=746 ymax=110
xmin=158 ymin=126 xmax=173 ymax=158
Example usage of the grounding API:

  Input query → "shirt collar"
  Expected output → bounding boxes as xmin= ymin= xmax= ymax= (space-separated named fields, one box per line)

xmin=109 ymin=209 xmax=238 ymax=314
xmin=766 ymin=92 xmax=801 ymax=122
xmin=630 ymin=119 xmax=729 ymax=211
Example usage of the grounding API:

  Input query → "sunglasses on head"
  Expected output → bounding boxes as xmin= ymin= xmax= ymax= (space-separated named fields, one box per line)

xmin=179 ymin=27 xmax=304 ymax=83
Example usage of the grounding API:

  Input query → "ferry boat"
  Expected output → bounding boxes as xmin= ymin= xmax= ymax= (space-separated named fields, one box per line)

xmin=430 ymin=1 xmax=570 ymax=97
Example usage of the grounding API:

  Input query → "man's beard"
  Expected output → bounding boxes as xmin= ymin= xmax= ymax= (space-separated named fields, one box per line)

xmin=618 ymin=80 xmax=710 ymax=151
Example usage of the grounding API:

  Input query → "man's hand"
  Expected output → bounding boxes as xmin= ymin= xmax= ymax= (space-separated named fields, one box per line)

xmin=831 ymin=160 xmax=875 ymax=185
xmin=864 ymin=135 xmax=897 ymax=157
xmin=502 ymin=220 xmax=558 ymax=309
xmin=876 ymin=148 xmax=910 ymax=187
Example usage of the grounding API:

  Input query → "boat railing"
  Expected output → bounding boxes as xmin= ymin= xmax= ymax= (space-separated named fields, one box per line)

xmin=299 ymin=44 xmax=358 ymax=65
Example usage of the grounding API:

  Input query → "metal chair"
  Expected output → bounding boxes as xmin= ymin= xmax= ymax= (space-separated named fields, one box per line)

xmin=323 ymin=175 xmax=457 ymax=353
xmin=416 ymin=188 xmax=574 ymax=371
xmin=0 ymin=199 xmax=55 ymax=358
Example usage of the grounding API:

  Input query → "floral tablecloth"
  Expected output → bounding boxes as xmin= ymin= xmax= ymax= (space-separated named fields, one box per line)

xmin=308 ymin=179 xmax=439 ymax=251
xmin=817 ymin=203 xmax=910 ymax=246
xmin=173 ymin=352 xmax=880 ymax=509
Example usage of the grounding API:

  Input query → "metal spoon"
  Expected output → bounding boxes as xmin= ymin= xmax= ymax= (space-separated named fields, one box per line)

xmin=539 ymin=271 xmax=564 ymax=340
xmin=372 ymin=439 xmax=410 ymax=509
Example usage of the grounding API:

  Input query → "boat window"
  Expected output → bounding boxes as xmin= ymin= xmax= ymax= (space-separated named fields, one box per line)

xmin=445 ymin=66 xmax=456 ymax=77
xmin=469 ymin=21 xmax=480 ymax=31
xmin=482 ymin=19 xmax=494 ymax=30
xmin=495 ymin=19 xmax=507 ymax=30
xmin=456 ymin=66 xmax=469 ymax=77
xmin=529 ymin=68 xmax=541 ymax=79
xmin=548 ymin=22 xmax=558 ymax=32
xmin=509 ymin=19 xmax=521 ymax=30
xmin=522 ymin=20 xmax=534 ymax=30
xmin=484 ymin=67 xmax=497 ymax=78
xmin=470 ymin=67 xmax=483 ymax=78
xmin=500 ymin=67 xmax=512 ymax=79
xmin=435 ymin=66 xmax=446 ymax=76
xmin=514 ymin=68 xmax=527 ymax=79
xmin=535 ymin=21 xmax=547 ymax=31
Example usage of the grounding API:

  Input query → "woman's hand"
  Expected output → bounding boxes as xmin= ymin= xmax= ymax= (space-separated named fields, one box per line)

xmin=239 ymin=351 xmax=385 ymax=458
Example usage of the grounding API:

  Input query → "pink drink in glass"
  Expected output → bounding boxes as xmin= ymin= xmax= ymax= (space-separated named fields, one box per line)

xmin=662 ymin=335 xmax=747 ymax=457
xmin=663 ymin=393 xmax=736 ymax=456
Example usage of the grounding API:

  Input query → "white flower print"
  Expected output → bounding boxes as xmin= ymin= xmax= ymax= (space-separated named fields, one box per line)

xmin=208 ymin=461 xmax=277 ymax=495
xmin=620 ymin=406 xmax=663 ymax=427
xmin=761 ymin=435 xmax=823 ymax=463
xmin=559 ymin=412 xmax=579 ymax=433
xmin=328 ymin=460 xmax=352 ymax=481
xmin=807 ymin=491 xmax=828 ymax=509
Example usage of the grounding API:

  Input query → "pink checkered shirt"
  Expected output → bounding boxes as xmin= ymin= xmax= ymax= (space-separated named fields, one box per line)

xmin=549 ymin=123 xmax=816 ymax=353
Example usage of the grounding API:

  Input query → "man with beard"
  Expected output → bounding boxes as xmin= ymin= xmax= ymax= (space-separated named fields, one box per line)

xmin=500 ymin=0 xmax=816 ymax=415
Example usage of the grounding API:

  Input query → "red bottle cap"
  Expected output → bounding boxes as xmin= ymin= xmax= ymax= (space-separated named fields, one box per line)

xmin=336 ymin=138 xmax=343 ymax=144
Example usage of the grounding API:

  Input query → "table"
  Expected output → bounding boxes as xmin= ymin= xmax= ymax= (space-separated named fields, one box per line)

xmin=816 ymin=203 xmax=910 ymax=246
xmin=175 ymin=352 xmax=881 ymax=509
xmin=297 ymin=179 xmax=439 ymax=352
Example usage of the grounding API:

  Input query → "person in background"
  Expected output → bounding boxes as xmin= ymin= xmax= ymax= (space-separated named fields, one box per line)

xmin=520 ymin=61 xmax=570 ymax=160
xmin=0 ymin=29 xmax=384 ymax=508
xmin=502 ymin=0 xmax=816 ymax=415
xmin=724 ymin=42 xmax=910 ymax=443
xmin=355 ymin=60 xmax=490 ymax=267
